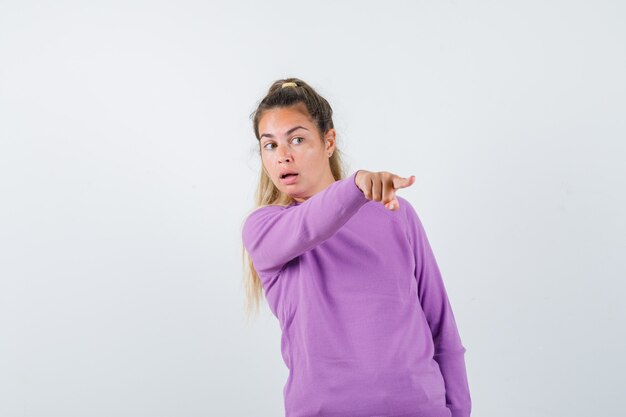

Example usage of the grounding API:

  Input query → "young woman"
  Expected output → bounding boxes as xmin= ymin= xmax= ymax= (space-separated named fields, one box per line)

xmin=241 ymin=78 xmax=472 ymax=417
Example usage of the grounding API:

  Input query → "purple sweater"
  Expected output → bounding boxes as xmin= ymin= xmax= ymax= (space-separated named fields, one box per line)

xmin=242 ymin=170 xmax=471 ymax=417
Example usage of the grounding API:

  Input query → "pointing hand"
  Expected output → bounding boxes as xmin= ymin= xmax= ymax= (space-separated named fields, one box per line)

xmin=355 ymin=170 xmax=416 ymax=211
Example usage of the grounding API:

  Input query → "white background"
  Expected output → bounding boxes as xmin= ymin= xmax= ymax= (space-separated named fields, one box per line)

xmin=1 ymin=1 xmax=625 ymax=416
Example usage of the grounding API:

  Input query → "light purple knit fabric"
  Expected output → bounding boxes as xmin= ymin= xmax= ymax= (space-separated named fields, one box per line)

xmin=242 ymin=170 xmax=471 ymax=417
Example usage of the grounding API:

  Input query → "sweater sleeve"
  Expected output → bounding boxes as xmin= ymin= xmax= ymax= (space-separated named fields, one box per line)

xmin=242 ymin=170 xmax=369 ymax=288
xmin=403 ymin=200 xmax=472 ymax=417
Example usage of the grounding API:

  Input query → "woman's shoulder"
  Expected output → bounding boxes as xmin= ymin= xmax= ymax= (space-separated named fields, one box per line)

xmin=355 ymin=195 xmax=413 ymax=226
xmin=396 ymin=195 xmax=418 ymax=217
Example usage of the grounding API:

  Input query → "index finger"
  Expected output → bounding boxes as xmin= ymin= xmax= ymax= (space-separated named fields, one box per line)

xmin=392 ymin=175 xmax=415 ymax=190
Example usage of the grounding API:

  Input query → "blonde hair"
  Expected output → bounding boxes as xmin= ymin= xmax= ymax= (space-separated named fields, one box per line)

xmin=241 ymin=78 xmax=347 ymax=321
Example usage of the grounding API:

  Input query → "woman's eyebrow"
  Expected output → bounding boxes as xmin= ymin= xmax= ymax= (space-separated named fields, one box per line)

xmin=260 ymin=126 xmax=309 ymax=139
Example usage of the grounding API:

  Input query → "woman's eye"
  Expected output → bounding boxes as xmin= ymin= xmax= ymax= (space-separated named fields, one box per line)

xmin=262 ymin=138 xmax=302 ymax=151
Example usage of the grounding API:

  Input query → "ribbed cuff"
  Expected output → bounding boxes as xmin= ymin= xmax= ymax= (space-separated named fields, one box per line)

xmin=335 ymin=170 xmax=368 ymax=209
xmin=448 ymin=407 xmax=470 ymax=417
xmin=349 ymin=169 xmax=364 ymax=195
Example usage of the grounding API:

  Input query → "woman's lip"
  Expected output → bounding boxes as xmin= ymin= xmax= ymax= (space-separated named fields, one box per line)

xmin=280 ymin=173 xmax=299 ymax=184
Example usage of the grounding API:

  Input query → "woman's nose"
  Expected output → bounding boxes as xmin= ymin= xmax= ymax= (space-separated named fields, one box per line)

xmin=277 ymin=146 xmax=292 ymax=162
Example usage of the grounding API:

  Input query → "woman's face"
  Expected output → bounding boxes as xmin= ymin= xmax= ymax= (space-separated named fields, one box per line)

xmin=258 ymin=104 xmax=336 ymax=203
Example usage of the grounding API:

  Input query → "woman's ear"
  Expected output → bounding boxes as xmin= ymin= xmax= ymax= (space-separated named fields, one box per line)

xmin=324 ymin=128 xmax=336 ymax=156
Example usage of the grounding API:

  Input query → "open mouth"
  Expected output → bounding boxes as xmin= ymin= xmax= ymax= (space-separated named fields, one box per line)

xmin=280 ymin=173 xmax=298 ymax=179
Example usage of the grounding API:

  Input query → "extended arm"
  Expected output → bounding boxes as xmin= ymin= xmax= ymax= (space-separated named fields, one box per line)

xmin=242 ymin=170 xmax=368 ymax=285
